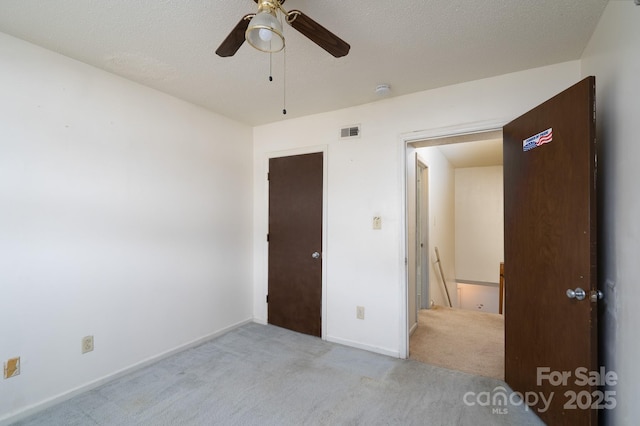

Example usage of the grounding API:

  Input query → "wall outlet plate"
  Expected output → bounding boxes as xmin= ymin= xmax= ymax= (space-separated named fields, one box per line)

xmin=4 ymin=357 xmax=20 ymax=379
xmin=82 ymin=336 xmax=94 ymax=354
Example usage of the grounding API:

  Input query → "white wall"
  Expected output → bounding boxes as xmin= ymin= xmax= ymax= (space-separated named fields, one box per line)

xmin=253 ymin=60 xmax=581 ymax=358
xmin=455 ymin=166 xmax=504 ymax=284
xmin=415 ymin=148 xmax=457 ymax=308
xmin=581 ymin=1 xmax=640 ymax=423
xmin=457 ymin=283 xmax=499 ymax=313
xmin=0 ymin=33 xmax=253 ymax=422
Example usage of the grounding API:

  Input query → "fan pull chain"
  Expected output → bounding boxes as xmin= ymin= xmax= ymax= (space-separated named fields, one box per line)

xmin=269 ymin=53 xmax=273 ymax=82
xmin=282 ymin=46 xmax=287 ymax=115
xmin=280 ymin=10 xmax=287 ymax=115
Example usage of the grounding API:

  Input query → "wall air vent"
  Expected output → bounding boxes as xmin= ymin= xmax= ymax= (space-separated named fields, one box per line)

xmin=340 ymin=125 xmax=361 ymax=139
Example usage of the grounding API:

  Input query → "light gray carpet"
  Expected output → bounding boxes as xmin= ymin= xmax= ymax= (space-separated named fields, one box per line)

xmin=12 ymin=323 xmax=543 ymax=425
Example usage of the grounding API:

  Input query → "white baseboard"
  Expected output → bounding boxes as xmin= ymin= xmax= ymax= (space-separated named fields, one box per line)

xmin=326 ymin=335 xmax=400 ymax=358
xmin=409 ymin=322 xmax=418 ymax=336
xmin=0 ymin=318 xmax=253 ymax=426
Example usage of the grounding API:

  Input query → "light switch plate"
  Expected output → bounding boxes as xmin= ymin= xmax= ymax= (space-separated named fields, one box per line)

xmin=373 ymin=216 xmax=382 ymax=230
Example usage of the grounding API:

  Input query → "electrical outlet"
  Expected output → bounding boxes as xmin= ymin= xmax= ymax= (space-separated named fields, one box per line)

xmin=356 ymin=306 xmax=365 ymax=320
xmin=82 ymin=336 xmax=94 ymax=354
xmin=4 ymin=357 xmax=20 ymax=379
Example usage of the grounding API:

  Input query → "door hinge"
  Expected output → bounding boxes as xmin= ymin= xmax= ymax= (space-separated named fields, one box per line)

xmin=266 ymin=294 xmax=269 ymax=303
xmin=267 ymin=172 xmax=270 ymax=181
xmin=267 ymin=233 xmax=270 ymax=242
xmin=590 ymin=290 xmax=604 ymax=303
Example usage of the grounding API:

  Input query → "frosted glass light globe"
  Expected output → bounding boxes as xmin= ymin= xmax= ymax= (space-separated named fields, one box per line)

xmin=259 ymin=28 xmax=273 ymax=42
xmin=246 ymin=10 xmax=284 ymax=53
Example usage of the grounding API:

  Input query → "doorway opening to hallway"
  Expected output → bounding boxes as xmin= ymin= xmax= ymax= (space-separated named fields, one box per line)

xmin=405 ymin=129 xmax=505 ymax=380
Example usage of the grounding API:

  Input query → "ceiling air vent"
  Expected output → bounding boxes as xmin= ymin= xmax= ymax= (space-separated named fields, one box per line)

xmin=340 ymin=125 xmax=361 ymax=139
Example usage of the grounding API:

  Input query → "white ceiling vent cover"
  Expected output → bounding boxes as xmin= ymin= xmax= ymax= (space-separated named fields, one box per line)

xmin=340 ymin=125 xmax=361 ymax=139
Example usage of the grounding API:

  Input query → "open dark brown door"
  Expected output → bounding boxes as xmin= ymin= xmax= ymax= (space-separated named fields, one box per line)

xmin=504 ymin=77 xmax=598 ymax=425
xmin=268 ymin=153 xmax=323 ymax=337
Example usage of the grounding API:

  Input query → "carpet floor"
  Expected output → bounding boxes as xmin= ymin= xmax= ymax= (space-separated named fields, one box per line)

xmin=409 ymin=307 xmax=504 ymax=380
xmin=12 ymin=323 xmax=540 ymax=426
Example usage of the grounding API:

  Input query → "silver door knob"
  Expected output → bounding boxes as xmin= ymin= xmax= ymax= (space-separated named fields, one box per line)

xmin=566 ymin=287 xmax=586 ymax=301
xmin=312 ymin=252 xmax=320 ymax=259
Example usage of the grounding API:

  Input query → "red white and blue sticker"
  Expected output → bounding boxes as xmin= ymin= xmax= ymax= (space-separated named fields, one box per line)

xmin=523 ymin=128 xmax=553 ymax=152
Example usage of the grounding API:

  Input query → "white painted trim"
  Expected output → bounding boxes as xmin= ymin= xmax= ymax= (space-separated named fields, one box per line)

xmin=401 ymin=119 xmax=510 ymax=145
xmin=398 ymin=118 xmax=509 ymax=360
xmin=0 ymin=318 xmax=253 ymax=426
xmin=456 ymin=279 xmax=499 ymax=287
xmin=326 ymin=335 xmax=400 ymax=358
xmin=398 ymin=134 xmax=410 ymax=359
xmin=409 ymin=322 xmax=418 ymax=336
xmin=262 ymin=145 xmax=329 ymax=340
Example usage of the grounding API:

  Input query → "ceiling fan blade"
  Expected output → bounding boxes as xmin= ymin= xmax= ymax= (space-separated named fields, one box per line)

xmin=286 ymin=10 xmax=350 ymax=58
xmin=215 ymin=14 xmax=254 ymax=57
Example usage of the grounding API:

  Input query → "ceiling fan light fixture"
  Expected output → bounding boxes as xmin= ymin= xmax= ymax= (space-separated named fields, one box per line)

xmin=246 ymin=10 xmax=284 ymax=53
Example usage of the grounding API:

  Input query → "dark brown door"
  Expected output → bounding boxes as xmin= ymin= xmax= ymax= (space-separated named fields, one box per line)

xmin=268 ymin=152 xmax=323 ymax=337
xmin=504 ymin=77 xmax=598 ymax=425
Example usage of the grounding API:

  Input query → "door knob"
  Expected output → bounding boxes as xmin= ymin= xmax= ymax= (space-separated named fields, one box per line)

xmin=312 ymin=252 xmax=320 ymax=259
xmin=566 ymin=287 xmax=586 ymax=301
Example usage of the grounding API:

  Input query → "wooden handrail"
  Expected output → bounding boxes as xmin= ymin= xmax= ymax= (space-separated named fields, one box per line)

xmin=434 ymin=247 xmax=452 ymax=308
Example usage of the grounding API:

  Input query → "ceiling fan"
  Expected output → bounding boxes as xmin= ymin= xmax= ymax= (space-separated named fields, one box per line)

xmin=215 ymin=0 xmax=350 ymax=58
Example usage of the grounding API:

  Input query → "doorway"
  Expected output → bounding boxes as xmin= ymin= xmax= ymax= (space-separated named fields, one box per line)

xmin=402 ymin=78 xmax=599 ymax=424
xmin=405 ymin=129 xmax=505 ymax=379
xmin=408 ymin=158 xmax=430 ymax=336
xmin=416 ymin=159 xmax=429 ymax=311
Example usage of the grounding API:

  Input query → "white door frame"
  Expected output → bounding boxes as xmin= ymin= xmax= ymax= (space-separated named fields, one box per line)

xmin=416 ymin=158 xmax=429 ymax=310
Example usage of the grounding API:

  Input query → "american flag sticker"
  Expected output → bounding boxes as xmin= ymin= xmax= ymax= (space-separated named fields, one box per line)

xmin=523 ymin=128 xmax=553 ymax=152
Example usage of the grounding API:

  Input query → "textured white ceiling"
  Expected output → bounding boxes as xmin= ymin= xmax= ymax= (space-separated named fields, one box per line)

xmin=0 ymin=0 xmax=608 ymax=126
